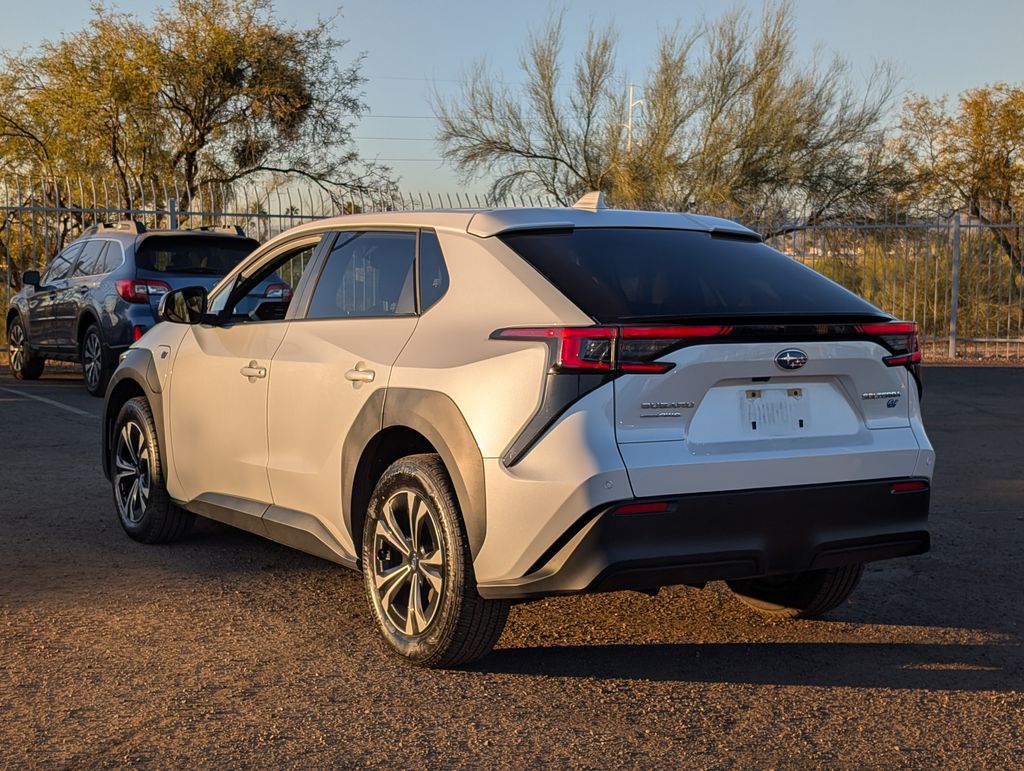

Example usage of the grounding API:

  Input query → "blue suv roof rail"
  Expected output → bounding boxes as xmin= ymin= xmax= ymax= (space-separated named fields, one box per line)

xmin=189 ymin=225 xmax=247 ymax=237
xmin=84 ymin=220 xmax=146 ymax=236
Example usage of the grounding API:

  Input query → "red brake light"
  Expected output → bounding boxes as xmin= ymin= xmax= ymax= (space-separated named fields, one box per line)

xmin=493 ymin=325 xmax=731 ymax=374
xmin=891 ymin=481 xmax=928 ymax=494
xmin=265 ymin=283 xmax=293 ymax=300
xmin=116 ymin=279 xmax=171 ymax=304
xmin=855 ymin=321 xmax=921 ymax=367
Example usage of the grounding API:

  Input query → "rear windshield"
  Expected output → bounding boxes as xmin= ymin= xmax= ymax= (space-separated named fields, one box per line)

xmin=135 ymin=235 xmax=259 ymax=276
xmin=499 ymin=228 xmax=882 ymax=322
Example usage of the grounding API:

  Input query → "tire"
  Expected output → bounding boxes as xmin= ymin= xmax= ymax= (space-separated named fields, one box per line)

xmin=726 ymin=564 xmax=864 ymax=619
xmin=111 ymin=396 xmax=194 ymax=544
xmin=81 ymin=323 xmax=113 ymax=397
xmin=7 ymin=316 xmax=44 ymax=380
xmin=362 ymin=453 xmax=509 ymax=668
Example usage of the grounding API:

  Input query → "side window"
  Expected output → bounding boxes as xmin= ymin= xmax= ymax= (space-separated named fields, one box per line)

xmin=307 ymin=231 xmax=416 ymax=319
xmin=100 ymin=242 xmax=124 ymax=273
xmin=72 ymin=241 xmax=108 ymax=277
xmin=209 ymin=239 xmax=321 ymax=323
xmin=418 ymin=230 xmax=450 ymax=311
xmin=42 ymin=243 xmax=84 ymax=283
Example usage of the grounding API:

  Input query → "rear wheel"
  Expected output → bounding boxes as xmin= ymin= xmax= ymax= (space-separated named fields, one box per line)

xmin=111 ymin=396 xmax=194 ymax=543
xmin=81 ymin=323 xmax=113 ymax=397
xmin=362 ymin=454 xmax=509 ymax=668
xmin=7 ymin=317 xmax=44 ymax=380
xmin=726 ymin=564 xmax=864 ymax=619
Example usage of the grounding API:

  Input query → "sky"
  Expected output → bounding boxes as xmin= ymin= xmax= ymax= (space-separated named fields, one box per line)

xmin=1 ymin=0 xmax=1022 ymax=192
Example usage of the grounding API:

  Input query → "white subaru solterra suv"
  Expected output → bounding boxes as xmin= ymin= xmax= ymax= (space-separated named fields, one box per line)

xmin=101 ymin=197 xmax=934 ymax=667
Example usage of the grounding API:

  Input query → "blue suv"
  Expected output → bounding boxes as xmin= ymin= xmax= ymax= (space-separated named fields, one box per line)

xmin=5 ymin=221 xmax=270 ymax=395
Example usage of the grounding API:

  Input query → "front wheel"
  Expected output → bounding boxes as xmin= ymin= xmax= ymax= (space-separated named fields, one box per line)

xmin=726 ymin=564 xmax=864 ymax=619
xmin=111 ymin=396 xmax=194 ymax=543
xmin=362 ymin=454 xmax=509 ymax=668
xmin=81 ymin=323 xmax=113 ymax=397
xmin=7 ymin=317 xmax=44 ymax=380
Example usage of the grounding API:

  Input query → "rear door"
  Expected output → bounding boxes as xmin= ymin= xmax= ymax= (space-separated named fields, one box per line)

xmin=498 ymin=227 xmax=924 ymax=497
xmin=63 ymin=240 xmax=109 ymax=347
xmin=266 ymin=230 xmax=419 ymax=557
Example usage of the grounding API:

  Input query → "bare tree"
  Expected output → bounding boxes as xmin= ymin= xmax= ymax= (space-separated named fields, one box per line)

xmin=435 ymin=2 xmax=907 ymax=219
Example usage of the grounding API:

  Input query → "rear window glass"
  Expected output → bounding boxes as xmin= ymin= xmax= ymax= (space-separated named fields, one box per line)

xmin=499 ymin=228 xmax=881 ymax=322
xmin=135 ymin=235 xmax=259 ymax=276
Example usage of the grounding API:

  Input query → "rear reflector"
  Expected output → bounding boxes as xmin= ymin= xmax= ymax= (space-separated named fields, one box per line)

xmin=492 ymin=325 xmax=732 ymax=374
xmin=611 ymin=501 xmax=673 ymax=515
xmin=891 ymin=481 xmax=929 ymax=494
xmin=132 ymin=325 xmax=147 ymax=341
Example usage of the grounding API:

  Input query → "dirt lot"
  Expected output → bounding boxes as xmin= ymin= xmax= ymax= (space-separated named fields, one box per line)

xmin=1 ymin=367 xmax=1022 ymax=769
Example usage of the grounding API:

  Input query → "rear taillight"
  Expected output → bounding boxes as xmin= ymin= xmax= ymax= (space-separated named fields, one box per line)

xmin=265 ymin=283 xmax=293 ymax=300
xmin=891 ymin=480 xmax=929 ymax=494
xmin=492 ymin=325 xmax=732 ymax=374
xmin=116 ymin=279 xmax=171 ymax=304
xmin=855 ymin=321 xmax=922 ymax=367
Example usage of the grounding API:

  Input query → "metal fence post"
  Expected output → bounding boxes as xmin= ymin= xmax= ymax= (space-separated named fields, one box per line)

xmin=168 ymin=197 xmax=178 ymax=229
xmin=948 ymin=212 xmax=961 ymax=358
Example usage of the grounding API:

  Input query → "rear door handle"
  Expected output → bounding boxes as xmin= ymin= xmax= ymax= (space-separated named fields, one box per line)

xmin=240 ymin=360 xmax=267 ymax=381
xmin=344 ymin=364 xmax=375 ymax=383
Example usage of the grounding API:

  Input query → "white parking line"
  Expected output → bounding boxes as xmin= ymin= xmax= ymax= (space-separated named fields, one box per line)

xmin=0 ymin=386 xmax=98 ymax=418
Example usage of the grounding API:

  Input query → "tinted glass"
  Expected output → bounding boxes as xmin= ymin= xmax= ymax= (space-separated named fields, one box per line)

xmin=135 ymin=235 xmax=259 ymax=276
xmin=72 ymin=241 xmax=108 ymax=277
xmin=307 ymin=232 xmax=416 ymax=319
xmin=418 ymin=230 xmax=450 ymax=311
xmin=43 ymin=243 xmax=83 ymax=283
xmin=100 ymin=242 xmax=124 ymax=273
xmin=499 ymin=228 xmax=881 ymax=322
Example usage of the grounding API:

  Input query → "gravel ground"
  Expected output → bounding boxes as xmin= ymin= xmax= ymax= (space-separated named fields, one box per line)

xmin=1 ymin=367 xmax=1022 ymax=769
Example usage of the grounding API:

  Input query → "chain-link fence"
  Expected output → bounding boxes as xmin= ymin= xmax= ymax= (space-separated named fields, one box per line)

xmin=3 ymin=175 xmax=1022 ymax=359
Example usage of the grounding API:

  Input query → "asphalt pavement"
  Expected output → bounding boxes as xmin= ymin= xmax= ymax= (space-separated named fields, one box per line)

xmin=0 ymin=366 xmax=1021 ymax=768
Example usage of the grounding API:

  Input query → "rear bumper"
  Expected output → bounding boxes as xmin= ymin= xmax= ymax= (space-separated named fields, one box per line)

xmin=476 ymin=477 xmax=930 ymax=600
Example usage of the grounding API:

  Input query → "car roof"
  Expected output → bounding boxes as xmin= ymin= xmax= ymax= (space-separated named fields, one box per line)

xmin=271 ymin=206 xmax=759 ymax=242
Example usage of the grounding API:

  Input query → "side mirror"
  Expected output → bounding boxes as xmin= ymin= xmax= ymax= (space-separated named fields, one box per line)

xmin=22 ymin=270 xmax=40 ymax=288
xmin=159 ymin=286 xmax=208 ymax=325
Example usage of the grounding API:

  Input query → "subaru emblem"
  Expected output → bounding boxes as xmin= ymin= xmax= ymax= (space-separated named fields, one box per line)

xmin=775 ymin=349 xmax=808 ymax=370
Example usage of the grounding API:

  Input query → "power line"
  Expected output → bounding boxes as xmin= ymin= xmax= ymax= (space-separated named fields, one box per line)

xmin=353 ymin=136 xmax=435 ymax=141
xmin=363 ymin=114 xmax=436 ymax=120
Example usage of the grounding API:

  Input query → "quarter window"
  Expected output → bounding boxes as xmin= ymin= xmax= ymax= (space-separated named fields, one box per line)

xmin=307 ymin=231 xmax=416 ymax=319
xmin=418 ymin=230 xmax=450 ymax=311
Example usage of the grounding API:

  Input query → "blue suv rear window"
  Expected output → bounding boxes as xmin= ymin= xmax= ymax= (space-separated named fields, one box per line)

xmin=135 ymin=235 xmax=259 ymax=276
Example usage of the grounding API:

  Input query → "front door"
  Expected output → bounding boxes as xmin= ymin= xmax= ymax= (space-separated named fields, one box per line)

xmin=28 ymin=243 xmax=82 ymax=348
xmin=165 ymin=235 xmax=326 ymax=505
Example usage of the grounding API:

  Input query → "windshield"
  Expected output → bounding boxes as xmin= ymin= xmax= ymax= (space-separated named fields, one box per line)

xmin=134 ymin=235 xmax=259 ymax=276
xmin=499 ymin=227 xmax=883 ymax=323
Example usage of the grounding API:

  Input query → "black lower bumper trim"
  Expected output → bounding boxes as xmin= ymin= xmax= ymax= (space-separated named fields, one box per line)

xmin=478 ymin=477 xmax=930 ymax=600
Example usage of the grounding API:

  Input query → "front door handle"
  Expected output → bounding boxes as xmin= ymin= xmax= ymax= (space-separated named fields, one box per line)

xmin=240 ymin=360 xmax=267 ymax=381
xmin=344 ymin=364 xmax=375 ymax=383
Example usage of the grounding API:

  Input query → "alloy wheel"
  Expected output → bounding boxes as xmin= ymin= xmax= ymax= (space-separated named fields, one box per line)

xmin=371 ymin=489 xmax=446 ymax=637
xmin=9 ymin=322 xmax=26 ymax=374
xmin=114 ymin=420 xmax=151 ymax=524
xmin=82 ymin=330 xmax=103 ymax=390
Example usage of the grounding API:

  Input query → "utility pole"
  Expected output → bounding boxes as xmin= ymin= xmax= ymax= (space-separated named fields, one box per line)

xmin=625 ymin=83 xmax=643 ymax=153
